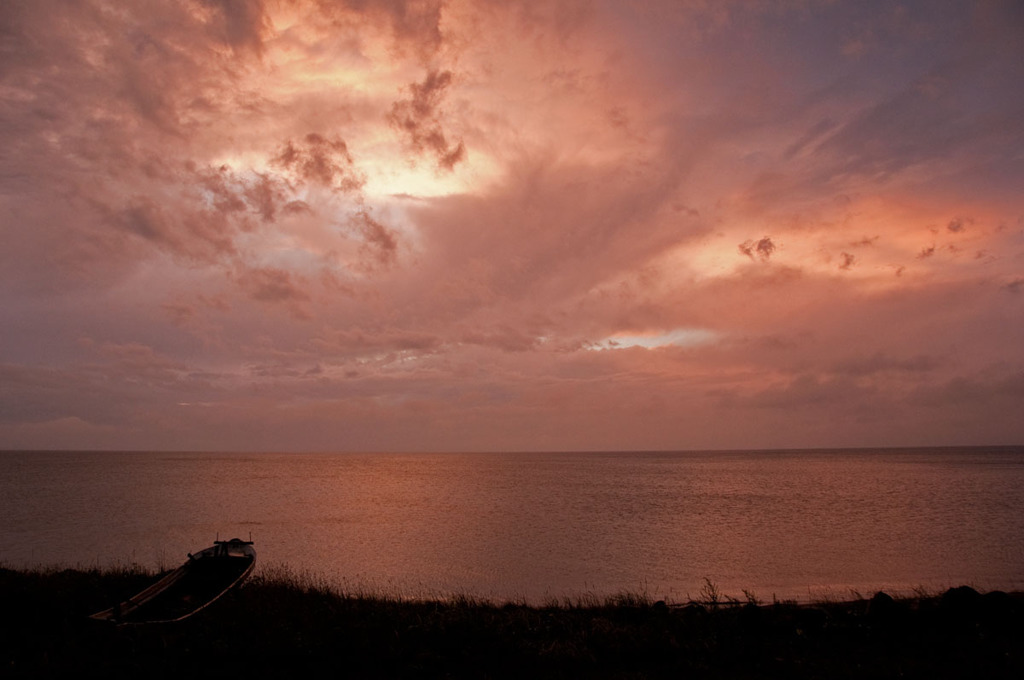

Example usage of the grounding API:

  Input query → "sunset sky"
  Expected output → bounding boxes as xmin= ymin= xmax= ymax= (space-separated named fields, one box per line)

xmin=1 ymin=0 xmax=1022 ymax=452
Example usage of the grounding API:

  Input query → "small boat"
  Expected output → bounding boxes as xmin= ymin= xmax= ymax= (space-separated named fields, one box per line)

xmin=90 ymin=538 xmax=256 ymax=624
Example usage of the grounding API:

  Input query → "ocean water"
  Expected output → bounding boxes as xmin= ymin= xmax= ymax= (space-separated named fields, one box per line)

xmin=1 ymin=447 xmax=1022 ymax=603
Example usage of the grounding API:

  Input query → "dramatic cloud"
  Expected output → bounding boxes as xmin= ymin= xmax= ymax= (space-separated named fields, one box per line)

xmin=347 ymin=210 xmax=400 ymax=269
xmin=272 ymin=134 xmax=365 ymax=192
xmin=388 ymin=69 xmax=466 ymax=170
xmin=1 ymin=0 xmax=1022 ymax=451
xmin=739 ymin=237 xmax=777 ymax=262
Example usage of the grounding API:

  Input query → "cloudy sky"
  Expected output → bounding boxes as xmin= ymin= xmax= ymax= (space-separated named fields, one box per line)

xmin=1 ymin=0 xmax=1022 ymax=452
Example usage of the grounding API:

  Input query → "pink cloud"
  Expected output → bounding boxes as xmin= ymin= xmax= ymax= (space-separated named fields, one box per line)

xmin=272 ymin=133 xmax=365 ymax=192
xmin=0 ymin=0 xmax=1022 ymax=451
xmin=388 ymin=69 xmax=466 ymax=170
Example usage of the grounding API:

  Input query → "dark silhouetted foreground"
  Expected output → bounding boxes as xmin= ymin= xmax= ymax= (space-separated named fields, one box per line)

xmin=2 ymin=567 xmax=1022 ymax=678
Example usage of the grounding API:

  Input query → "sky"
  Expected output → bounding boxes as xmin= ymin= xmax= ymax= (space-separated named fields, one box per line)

xmin=1 ymin=0 xmax=1022 ymax=452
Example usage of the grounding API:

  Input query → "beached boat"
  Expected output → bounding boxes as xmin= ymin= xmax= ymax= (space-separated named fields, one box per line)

xmin=90 ymin=538 xmax=256 ymax=624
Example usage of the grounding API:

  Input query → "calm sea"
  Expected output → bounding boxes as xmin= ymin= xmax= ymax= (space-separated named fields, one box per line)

xmin=1 ymin=447 xmax=1022 ymax=603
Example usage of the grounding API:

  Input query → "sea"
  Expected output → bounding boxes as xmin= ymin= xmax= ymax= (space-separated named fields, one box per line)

xmin=1 ymin=447 xmax=1022 ymax=603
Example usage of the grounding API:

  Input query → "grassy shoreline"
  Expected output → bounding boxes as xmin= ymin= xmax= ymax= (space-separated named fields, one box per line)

xmin=3 ymin=566 xmax=1022 ymax=678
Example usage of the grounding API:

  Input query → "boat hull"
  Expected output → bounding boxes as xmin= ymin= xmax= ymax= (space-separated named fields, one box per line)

xmin=90 ymin=539 xmax=256 ymax=624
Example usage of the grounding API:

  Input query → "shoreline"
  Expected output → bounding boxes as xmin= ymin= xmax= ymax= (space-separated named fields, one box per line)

xmin=5 ymin=559 xmax=1014 ymax=608
xmin=3 ymin=566 xmax=1023 ymax=678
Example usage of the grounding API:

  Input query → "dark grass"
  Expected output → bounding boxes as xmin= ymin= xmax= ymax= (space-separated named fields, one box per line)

xmin=2 ymin=566 xmax=1023 ymax=679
